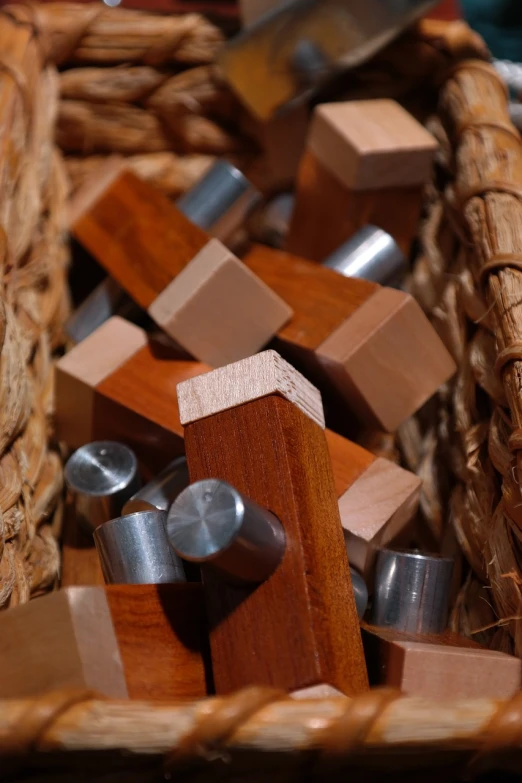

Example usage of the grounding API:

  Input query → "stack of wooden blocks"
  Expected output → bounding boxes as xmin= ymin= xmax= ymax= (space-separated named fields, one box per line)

xmin=0 ymin=0 xmax=520 ymax=707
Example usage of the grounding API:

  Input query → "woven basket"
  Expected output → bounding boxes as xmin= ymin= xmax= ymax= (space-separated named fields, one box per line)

xmin=1 ymin=4 xmax=522 ymax=779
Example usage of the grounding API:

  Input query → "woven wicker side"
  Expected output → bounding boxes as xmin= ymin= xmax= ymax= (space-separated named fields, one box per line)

xmin=0 ymin=13 xmax=69 ymax=610
xmin=407 ymin=61 xmax=522 ymax=656
xmin=3 ymin=6 xmax=489 ymax=198
xmin=1 ymin=688 xmax=522 ymax=779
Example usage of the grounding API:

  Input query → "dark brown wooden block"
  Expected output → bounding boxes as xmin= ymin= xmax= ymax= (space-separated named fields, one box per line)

xmin=244 ymin=244 xmax=456 ymax=432
xmin=179 ymin=351 xmax=369 ymax=696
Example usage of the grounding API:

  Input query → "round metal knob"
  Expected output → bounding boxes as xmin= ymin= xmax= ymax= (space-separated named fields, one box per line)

xmin=167 ymin=479 xmax=286 ymax=583
xmin=65 ymin=441 xmax=141 ymax=532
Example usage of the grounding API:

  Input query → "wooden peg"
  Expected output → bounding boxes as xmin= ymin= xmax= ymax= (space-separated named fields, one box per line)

xmin=55 ymin=316 xmax=211 ymax=471
xmin=71 ymin=170 xmax=292 ymax=366
xmin=0 ymin=585 xmax=209 ymax=701
xmin=244 ymin=244 xmax=455 ymax=432
xmin=178 ymin=350 xmax=369 ymax=696
xmin=242 ymin=104 xmax=310 ymax=193
xmin=361 ymin=624 xmax=522 ymax=700
xmin=286 ymin=100 xmax=438 ymax=261
xmin=326 ymin=429 xmax=421 ymax=577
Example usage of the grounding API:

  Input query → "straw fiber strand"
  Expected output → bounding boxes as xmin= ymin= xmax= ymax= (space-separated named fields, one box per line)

xmin=0 ymin=10 xmax=68 ymax=610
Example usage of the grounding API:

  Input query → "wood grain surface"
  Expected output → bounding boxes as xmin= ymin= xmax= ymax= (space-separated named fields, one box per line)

xmin=286 ymin=151 xmax=425 ymax=260
xmin=61 ymin=499 xmax=105 ymax=588
xmin=184 ymin=394 xmax=368 ymax=695
xmin=72 ymin=170 xmax=209 ymax=308
xmin=362 ymin=624 xmax=522 ymax=699
xmin=0 ymin=588 xmax=128 ymax=699
xmin=244 ymin=244 xmax=376 ymax=351
xmin=244 ymin=245 xmax=455 ymax=432
xmin=106 ymin=584 xmax=211 ymax=700
xmin=308 ymin=101 xmax=437 ymax=192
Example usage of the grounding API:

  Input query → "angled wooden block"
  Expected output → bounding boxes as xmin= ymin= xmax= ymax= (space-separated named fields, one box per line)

xmin=179 ymin=351 xmax=369 ymax=696
xmin=362 ymin=624 xmax=522 ymax=700
xmin=244 ymin=245 xmax=456 ymax=432
xmin=71 ymin=170 xmax=292 ymax=365
xmin=239 ymin=0 xmax=282 ymax=25
xmin=326 ymin=430 xmax=421 ymax=577
xmin=55 ymin=316 xmax=210 ymax=470
xmin=286 ymin=100 xmax=438 ymax=260
xmin=0 ymin=585 xmax=209 ymax=701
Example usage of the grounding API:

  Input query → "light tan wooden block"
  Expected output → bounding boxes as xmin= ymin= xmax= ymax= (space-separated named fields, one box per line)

xmin=0 ymin=588 xmax=128 ymax=698
xmin=362 ymin=625 xmax=522 ymax=700
xmin=338 ymin=456 xmax=421 ymax=577
xmin=55 ymin=316 xmax=148 ymax=447
xmin=309 ymin=100 xmax=438 ymax=192
xmin=177 ymin=349 xmax=325 ymax=429
xmin=148 ymin=239 xmax=292 ymax=367
xmin=316 ymin=287 xmax=455 ymax=433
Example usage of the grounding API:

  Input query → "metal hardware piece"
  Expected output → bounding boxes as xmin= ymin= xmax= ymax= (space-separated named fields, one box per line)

xmin=65 ymin=441 xmax=141 ymax=532
xmin=323 ymin=225 xmax=406 ymax=286
xmin=94 ymin=510 xmax=186 ymax=584
xmin=122 ymin=457 xmax=190 ymax=514
xmin=372 ymin=548 xmax=454 ymax=634
xmin=167 ymin=478 xmax=286 ymax=583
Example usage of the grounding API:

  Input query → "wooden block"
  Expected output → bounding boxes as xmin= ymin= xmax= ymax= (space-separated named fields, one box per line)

xmin=244 ymin=245 xmax=456 ymax=432
xmin=71 ymin=170 xmax=292 ymax=365
xmin=105 ymin=584 xmax=210 ymax=701
xmin=286 ymin=100 xmax=438 ymax=260
xmin=180 ymin=351 xmax=369 ymax=696
xmin=242 ymin=104 xmax=310 ymax=193
xmin=0 ymin=588 xmax=128 ymax=699
xmin=362 ymin=624 xmax=522 ymax=700
xmin=55 ymin=316 xmax=211 ymax=470
xmin=61 ymin=498 xmax=105 ymax=588
xmin=0 ymin=585 xmax=209 ymax=701
xmin=326 ymin=430 xmax=421 ymax=577
xmin=309 ymin=101 xmax=437 ymax=192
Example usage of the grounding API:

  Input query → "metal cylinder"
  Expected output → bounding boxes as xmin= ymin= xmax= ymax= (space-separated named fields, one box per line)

xmin=65 ymin=441 xmax=141 ymax=532
xmin=122 ymin=457 xmax=190 ymax=515
xmin=350 ymin=567 xmax=368 ymax=620
xmin=323 ymin=225 xmax=406 ymax=286
xmin=255 ymin=192 xmax=294 ymax=248
xmin=372 ymin=549 xmax=454 ymax=634
xmin=94 ymin=510 xmax=186 ymax=584
xmin=167 ymin=479 xmax=286 ymax=583
xmin=177 ymin=160 xmax=261 ymax=242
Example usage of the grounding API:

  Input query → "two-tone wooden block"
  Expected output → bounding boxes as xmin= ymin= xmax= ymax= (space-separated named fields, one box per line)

xmin=0 ymin=585 xmax=209 ymax=700
xmin=56 ymin=316 xmax=422 ymax=554
xmin=244 ymin=244 xmax=455 ymax=431
xmin=55 ymin=316 xmax=211 ymax=471
xmin=286 ymin=100 xmax=438 ymax=261
xmin=177 ymin=350 xmax=369 ymax=696
xmin=362 ymin=624 xmax=522 ymax=700
xmin=70 ymin=169 xmax=292 ymax=367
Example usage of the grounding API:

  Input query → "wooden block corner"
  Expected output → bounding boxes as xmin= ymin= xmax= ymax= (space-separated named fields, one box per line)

xmin=309 ymin=99 xmax=438 ymax=191
xmin=148 ymin=238 xmax=292 ymax=367
xmin=177 ymin=348 xmax=324 ymax=428
xmin=317 ymin=287 xmax=456 ymax=432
